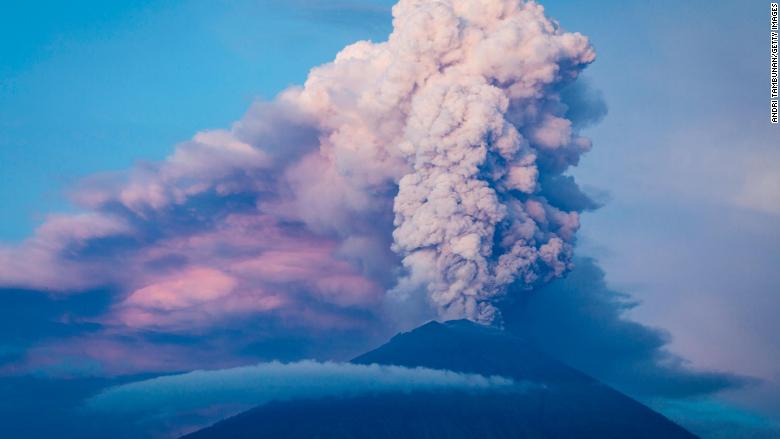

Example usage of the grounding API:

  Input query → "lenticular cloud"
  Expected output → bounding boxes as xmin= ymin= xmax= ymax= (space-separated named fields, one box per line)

xmin=0 ymin=0 xmax=599 ymax=328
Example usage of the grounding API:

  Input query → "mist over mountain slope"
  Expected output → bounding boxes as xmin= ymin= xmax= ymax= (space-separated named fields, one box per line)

xmin=184 ymin=320 xmax=698 ymax=439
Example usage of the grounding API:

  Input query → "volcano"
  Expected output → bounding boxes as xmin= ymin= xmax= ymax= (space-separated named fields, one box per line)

xmin=182 ymin=320 xmax=697 ymax=438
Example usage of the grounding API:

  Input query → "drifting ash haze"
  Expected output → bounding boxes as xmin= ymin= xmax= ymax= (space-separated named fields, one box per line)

xmin=0 ymin=0 xmax=599 ymax=329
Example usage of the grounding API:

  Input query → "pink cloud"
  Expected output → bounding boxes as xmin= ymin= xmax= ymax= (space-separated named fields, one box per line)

xmin=104 ymin=214 xmax=383 ymax=331
xmin=123 ymin=267 xmax=238 ymax=311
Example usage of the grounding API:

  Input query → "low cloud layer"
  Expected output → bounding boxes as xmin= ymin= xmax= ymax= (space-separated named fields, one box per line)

xmin=648 ymin=398 xmax=780 ymax=439
xmin=87 ymin=360 xmax=515 ymax=413
xmin=85 ymin=360 xmax=517 ymax=437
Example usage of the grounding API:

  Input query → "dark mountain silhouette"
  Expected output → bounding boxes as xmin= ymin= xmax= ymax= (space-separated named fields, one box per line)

xmin=182 ymin=320 xmax=698 ymax=439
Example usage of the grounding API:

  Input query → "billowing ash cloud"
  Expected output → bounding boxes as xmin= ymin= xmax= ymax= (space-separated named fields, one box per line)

xmin=387 ymin=1 xmax=594 ymax=322
xmin=0 ymin=0 xmax=599 ymax=330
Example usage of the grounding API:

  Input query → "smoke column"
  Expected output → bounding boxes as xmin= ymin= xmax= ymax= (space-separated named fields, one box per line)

xmin=383 ymin=0 xmax=595 ymax=322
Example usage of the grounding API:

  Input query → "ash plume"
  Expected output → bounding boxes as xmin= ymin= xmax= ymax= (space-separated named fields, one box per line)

xmin=0 ymin=0 xmax=600 ymax=330
xmin=386 ymin=0 xmax=595 ymax=322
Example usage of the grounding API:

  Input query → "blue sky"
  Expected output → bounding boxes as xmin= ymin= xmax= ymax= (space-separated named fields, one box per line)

xmin=558 ymin=0 xmax=780 ymax=423
xmin=0 ymin=0 xmax=778 ymax=436
xmin=0 ymin=0 xmax=396 ymax=239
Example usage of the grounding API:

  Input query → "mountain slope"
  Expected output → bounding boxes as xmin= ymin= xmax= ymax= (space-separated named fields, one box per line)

xmin=183 ymin=320 xmax=698 ymax=439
